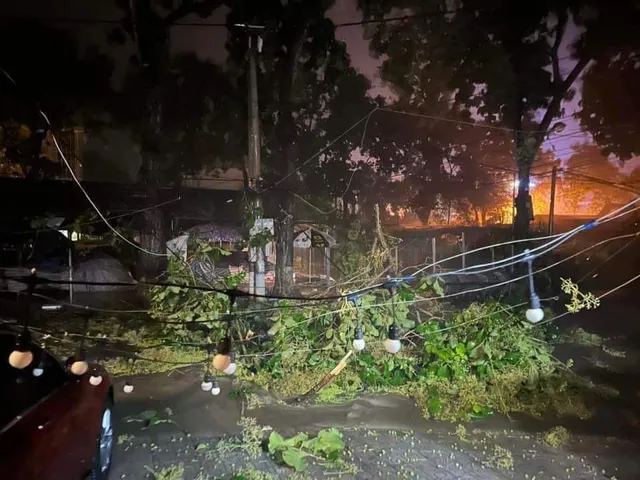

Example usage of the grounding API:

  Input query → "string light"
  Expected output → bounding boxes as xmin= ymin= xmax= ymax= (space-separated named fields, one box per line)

xmin=9 ymin=327 xmax=34 ymax=370
xmin=123 ymin=380 xmax=134 ymax=394
xmin=32 ymin=357 xmax=45 ymax=377
xmin=349 ymin=296 xmax=366 ymax=352
xmin=213 ymin=336 xmax=232 ymax=372
xmin=201 ymin=372 xmax=214 ymax=391
xmin=89 ymin=366 xmax=103 ymax=386
xmin=223 ymin=352 xmax=237 ymax=375
xmin=211 ymin=378 xmax=221 ymax=396
xmin=69 ymin=348 xmax=89 ymax=376
xmin=352 ymin=325 xmax=365 ymax=352
xmin=523 ymin=249 xmax=544 ymax=324
xmin=383 ymin=284 xmax=402 ymax=354
xmin=384 ymin=324 xmax=402 ymax=354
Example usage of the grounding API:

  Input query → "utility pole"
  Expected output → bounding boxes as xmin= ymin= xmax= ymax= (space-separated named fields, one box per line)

xmin=237 ymin=23 xmax=266 ymax=295
xmin=548 ymin=164 xmax=558 ymax=235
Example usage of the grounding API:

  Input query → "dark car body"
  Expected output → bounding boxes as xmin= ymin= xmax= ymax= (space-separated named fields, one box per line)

xmin=0 ymin=328 xmax=113 ymax=479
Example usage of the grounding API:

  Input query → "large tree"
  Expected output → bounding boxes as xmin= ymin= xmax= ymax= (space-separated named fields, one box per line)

xmin=0 ymin=21 xmax=114 ymax=178
xmin=111 ymin=0 xmax=225 ymax=277
xmin=360 ymin=0 xmax=640 ymax=237
xmin=226 ymin=1 xmax=374 ymax=294
xmin=578 ymin=47 xmax=640 ymax=161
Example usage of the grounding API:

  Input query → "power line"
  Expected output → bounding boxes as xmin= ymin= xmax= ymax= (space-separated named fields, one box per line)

xmin=5 ymin=197 xmax=638 ymax=304
xmin=0 ymin=6 xmax=474 ymax=30
xmin=1 ymin=67 xmax=166 ymax=257
xmin=263 ymin=107 xmax=377 ymax=192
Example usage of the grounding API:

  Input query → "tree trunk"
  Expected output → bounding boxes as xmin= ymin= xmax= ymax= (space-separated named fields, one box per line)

xmin=137 ymin=152 xmax=166 ymax=278
xmin=514 ymin=145 xmax=535 ymax=239
xmin=272 ymin=22 xmax=307 ymax=295
xmin=274 ymin=189 xmax=294 ymax=294
xmin=137 ymin=82 xmax=167 ymax=278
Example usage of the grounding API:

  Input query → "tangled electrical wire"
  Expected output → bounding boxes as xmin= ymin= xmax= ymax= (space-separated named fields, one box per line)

xmin=2 ymin=62 xmax=640 ymax=397
xmin=3 ymin=206 xmax=640 ymax=396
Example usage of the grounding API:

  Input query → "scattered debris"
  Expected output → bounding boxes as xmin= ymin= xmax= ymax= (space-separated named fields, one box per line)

xmin=541 ymin=426 xmax=572 ymax=448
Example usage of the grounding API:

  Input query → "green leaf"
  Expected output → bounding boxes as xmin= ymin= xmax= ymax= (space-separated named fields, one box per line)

xmin=282 ymin=448 xmax=308 ymax=471
xmin=432 ymin=278 xmax=444 ymax=297
xmin=313 ymin=428 xmax=345 ymax=457
xmin=268 ymin=432 xmax=286 ymax=454
xmin=195 ymin=443 xmax=210 ymax=451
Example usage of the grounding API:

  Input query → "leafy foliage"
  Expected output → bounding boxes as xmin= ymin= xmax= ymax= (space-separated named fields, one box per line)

xmin=560 ymin=278 xmax=600 ymax=313
xmin=149 ymin=240 xmax=245 ymax=341
xmin=268 ymin=428 xmax=345 ymax=472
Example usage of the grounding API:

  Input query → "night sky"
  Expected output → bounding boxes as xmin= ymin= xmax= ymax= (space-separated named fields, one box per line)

xmin=1 ymin=0 xmax=638 ymax=173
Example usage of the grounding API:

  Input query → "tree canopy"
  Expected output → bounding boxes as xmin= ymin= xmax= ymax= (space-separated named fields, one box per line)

xmin=0 ymin=20 xmax=114 ymax=178
xmin=359 ymin=0 xmax=640 ymax=235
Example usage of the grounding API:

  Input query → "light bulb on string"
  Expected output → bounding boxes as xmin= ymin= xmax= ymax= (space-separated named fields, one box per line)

xmin=11 ymin=268 xmax=37 ymax=370
xmin=69 ymin=349 xmax=89 ymax=376
xmin=201 ymin=372 xmax=213 ymax=392
xmin=32 ymin=358 xmax=45 ymax=377
xmin=349 ymin=295 xmax=365 ymax=352
xmin=123 ymin=357 xmax=135 ymax=393
xmin=384 ymin=324 xmax=402 ymax=354
xmin=223 ymin=352 xmax=237 ymax=376
xmin=352 ymin=325 xmax=365 ymax=352
xmin=211 ymin=378 xmax=221 ymax=396
xmin=89 ymin=367 xmax=103 ymax=386
xmin=383 ymin=282 xmax=402 ymax=354
xmin=32 ymin=339 xmax=48 ymax=377
xmin=523 ymin=249 xmax=544 ymax=324
xmin=213 ymin=333 xmax=232 ymax=372
xmin=9 ymin=327 xmax=34 ymax=370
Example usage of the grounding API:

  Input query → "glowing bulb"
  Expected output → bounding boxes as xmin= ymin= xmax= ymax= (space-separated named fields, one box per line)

xmin=201 ymin=372 xmax=213 ymax=392
xmin=384 ymin=324 xmax=401 ymax=354
xmin=223 ymin=353 xmax=237 ymax=376
xmin=213 ymin=353 xmax=231 ymax=372
xmin=89 ymin=373 xmax=103 ymax=386
xmin=352 ymin=326 xmax=365 ymax=352
xmin=69 ymin=350 xmax=89 ymax=376
xmin=123 ymin=381 xmax=134 ymax=394
xmin=211 ymin=379 xmax=221 ymax=396
xmin=525 ymin=308 xmax=544 ymax=324
xmin=9 ymin=351 xmax=33 ymax=370
xmin=9 ymin=328 xmax=33 ymax=369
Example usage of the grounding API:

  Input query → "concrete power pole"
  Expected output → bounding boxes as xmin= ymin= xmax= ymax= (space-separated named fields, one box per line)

xmin=548 ymin=164 xmax=558 ymax=235
xmin=238 ymin=24 xmax=266 ymax=295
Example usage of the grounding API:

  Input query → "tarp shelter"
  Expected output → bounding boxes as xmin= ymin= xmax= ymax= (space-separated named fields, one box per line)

xmin=293 ymin=227 xmax=337 ymax=285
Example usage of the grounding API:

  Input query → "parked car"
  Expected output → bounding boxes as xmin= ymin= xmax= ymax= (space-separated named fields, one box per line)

xmin=0 ymin=326 xmax=113 ymax=479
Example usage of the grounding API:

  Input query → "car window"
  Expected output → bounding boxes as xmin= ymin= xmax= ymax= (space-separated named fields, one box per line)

xmin=0 ymin=331 xmax=68 ymax=431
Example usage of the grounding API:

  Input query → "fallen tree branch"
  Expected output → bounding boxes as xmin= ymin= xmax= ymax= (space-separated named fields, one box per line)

xmin=289 ymin=350 xmax=353 ymax=404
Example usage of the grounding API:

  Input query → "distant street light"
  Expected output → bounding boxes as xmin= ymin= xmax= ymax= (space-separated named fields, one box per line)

xmin=513 ymin=179 xmax=536 ymax=190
